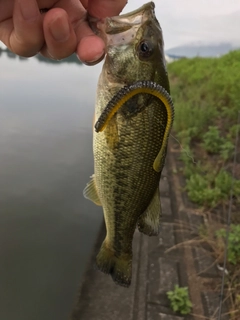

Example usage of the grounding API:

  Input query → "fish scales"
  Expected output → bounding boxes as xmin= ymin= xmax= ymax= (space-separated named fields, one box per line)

xmin=95 ymin=98 xmax=166 ymax=247
xmin=84 ymin=2 xmax=174 ymax=287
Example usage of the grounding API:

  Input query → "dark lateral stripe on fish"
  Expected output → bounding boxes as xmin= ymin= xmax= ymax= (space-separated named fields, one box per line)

xmin=95 ymin=80 xmax=174 ymax=172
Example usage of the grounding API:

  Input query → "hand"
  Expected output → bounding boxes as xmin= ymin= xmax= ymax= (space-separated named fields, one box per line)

xmin=0 ymin=0 xmax=127 ymax=64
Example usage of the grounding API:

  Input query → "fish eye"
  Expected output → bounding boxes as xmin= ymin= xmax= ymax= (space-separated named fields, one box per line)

xmin=138 ymin=40 xmax=154 ymax=59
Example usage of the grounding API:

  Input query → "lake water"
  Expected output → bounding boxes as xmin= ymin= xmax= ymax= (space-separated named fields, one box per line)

xmin=0 ymin=50 xmax=103 ymax=320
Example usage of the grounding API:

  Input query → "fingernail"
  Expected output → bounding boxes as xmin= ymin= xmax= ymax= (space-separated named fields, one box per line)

xmin=19 ymin=0 xmax=39 ymax=20
xmin=82 ymin=52 xmax=105 ymax=66
xmin=50 ymin=16 xmax=70 ymax=42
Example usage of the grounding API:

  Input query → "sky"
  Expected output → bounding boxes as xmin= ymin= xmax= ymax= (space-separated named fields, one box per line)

xmin=122 ymin=0 xmax=240 ymax=49
xmin=0 ymin=1 xmax=240 ymax=51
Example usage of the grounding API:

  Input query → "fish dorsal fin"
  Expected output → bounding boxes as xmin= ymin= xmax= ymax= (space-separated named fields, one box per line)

xmin=137 ymin=187 xmax=161 ymax=236
xmin=83 ymin=174 xmax=102 ymax=206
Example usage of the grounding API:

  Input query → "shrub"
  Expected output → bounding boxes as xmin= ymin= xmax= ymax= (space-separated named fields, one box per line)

xmin=202 ymin=126 xmax=224 ymax=154
xmin=167 ymin=285 xmax=192 ymax=315
xmin=185 ymin=169 xmax=240 ymax=207
xmin=216 ymin=225 xmax=240 ymax=265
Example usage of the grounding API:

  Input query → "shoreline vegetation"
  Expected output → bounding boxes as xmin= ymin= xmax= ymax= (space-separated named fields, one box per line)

xmin=0 ymin=47 xmax=82 ymax=64
xmin=168 ymin=50 xmax=240 ymax=319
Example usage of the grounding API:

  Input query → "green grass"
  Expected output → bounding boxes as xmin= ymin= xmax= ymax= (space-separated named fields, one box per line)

xmin=168 ymin=50 xmax=240 ymax=319
xmin=169 ymin=51 xmax=240 ymax=135
xmin=168 ymin=50 xmax=240 ymax=209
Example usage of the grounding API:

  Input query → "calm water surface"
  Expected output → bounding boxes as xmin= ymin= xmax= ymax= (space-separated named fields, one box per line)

xmin=0 ymin=51 xmax=103 ymax=320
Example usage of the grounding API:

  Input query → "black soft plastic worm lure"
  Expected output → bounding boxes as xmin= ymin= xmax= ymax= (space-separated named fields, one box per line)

xmin=94 ymin=80 xmax=174 ymax=172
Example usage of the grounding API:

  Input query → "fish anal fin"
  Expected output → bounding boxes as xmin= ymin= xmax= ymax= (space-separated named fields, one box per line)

xmin=83 ymin=174 xmax=102 ymax=206
xmin=137 ymin=187 xmax=161 ymax=236
xmin=96 ymin=240 xmax=132 ymax=287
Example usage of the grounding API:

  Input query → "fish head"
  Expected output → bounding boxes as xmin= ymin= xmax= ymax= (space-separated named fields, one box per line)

xmin=92 ymin=2 xmax=169 ymax=91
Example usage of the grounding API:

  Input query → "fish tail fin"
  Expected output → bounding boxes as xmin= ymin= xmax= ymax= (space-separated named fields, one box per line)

xmin=96 ymin=240 xmax=132 ymax=287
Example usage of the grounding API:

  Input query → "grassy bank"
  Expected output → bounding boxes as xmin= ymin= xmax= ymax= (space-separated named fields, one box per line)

xmin=168 ymin=50 xmax=240 ymax=318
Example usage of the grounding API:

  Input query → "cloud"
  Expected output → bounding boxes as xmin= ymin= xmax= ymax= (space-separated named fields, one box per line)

xmin=123 ymin=1 xmax=240 ymax=49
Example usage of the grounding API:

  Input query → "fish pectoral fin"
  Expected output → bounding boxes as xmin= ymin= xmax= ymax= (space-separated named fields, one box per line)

xmin=137 ymin=187 xmax=161 ymax=236
xmin=83 ymin=174 xmax=102 ymax=206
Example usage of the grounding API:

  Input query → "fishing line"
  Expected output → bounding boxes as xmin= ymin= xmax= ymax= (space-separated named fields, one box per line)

xmin=169 ymin=133 xmax=200 ymax=166
xmin=217 ymin=111 xmax=240 ymax=320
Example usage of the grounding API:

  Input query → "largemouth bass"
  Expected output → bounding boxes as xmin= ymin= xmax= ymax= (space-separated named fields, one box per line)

xmin=84 ymin=2 xmax=174 ymax=287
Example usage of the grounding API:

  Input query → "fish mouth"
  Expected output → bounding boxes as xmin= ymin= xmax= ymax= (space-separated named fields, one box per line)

xmin=88 ymin=2 xmax=156 ymax=47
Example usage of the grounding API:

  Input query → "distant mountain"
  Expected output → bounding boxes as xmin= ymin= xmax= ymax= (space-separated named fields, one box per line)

xmin=165 ymin=42 xmax=239 ymax=58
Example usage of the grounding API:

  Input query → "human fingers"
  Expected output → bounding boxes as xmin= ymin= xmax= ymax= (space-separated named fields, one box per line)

xmin=76 ymin=0 xmax=127 ymax=64
xmin=41 ymin=8 xmax=77 ymax=59
xmin=76 ymin=21 xmax=105 ymax=65
xmin=47 ymin=0 xmax=105 ymax=64
xmin=0 ymin=0 xmax=44 ymax=57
